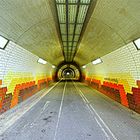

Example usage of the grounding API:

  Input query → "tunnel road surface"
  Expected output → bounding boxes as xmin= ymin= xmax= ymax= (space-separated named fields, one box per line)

xmin=0 ymin=81 xmax=140 ymax=140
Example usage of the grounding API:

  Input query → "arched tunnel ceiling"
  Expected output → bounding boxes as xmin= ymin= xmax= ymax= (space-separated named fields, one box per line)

xmin=0 ymin=0 xmax=64 ymax=65
xmin=74 ymin=0 xmax=140 ymax=65
xmin=0 ymin=0 xmax=140 ymax=66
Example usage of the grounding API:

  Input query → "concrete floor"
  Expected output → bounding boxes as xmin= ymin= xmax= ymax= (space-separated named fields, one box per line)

xmin=0 ymin=81 xmax=140 ymax=140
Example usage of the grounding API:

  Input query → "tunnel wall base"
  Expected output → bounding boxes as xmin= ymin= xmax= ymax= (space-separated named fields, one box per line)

xmin=83 ymin=77 xmax=140 ymax=114
xmin=82 ymin=42 xmax=140 ymax=114
xmin=0 ymin=79 xmax=54 ymax=115
xmin=0 ymin=41 xmax=54 ymax=115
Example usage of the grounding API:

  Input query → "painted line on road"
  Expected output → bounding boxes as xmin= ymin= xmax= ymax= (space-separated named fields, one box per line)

xmin=42 ymin=101 xmax=50 ymax=112
xmin=0 ymin=81 xmax=61 ymax=135
xmin=76 ymin=88 xmax=111 ymax=140
xmin=73 ymin=81 xmax=118 ymax=140
xmin=28 ymin=101 xmax=50 ymax=129
xmin=54 ymin=81 xmax=67 ymax=140
xmin=95 ymin=116 xmax=110 ymax=139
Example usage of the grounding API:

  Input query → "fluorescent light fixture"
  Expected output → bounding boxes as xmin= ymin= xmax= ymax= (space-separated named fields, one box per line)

xmin=82 ymin=65 xmax=86 ymax=68
xmin=52 ymin=65 xmax=56 ymax=68
xmin=56 ymin=0 xmax=91 ymax=62
xmin=38 ymin=58 xmax=47 ymax=65
xmin=0 ymin=35 xmax=9 ymax=49
xmin=92 ymin=58 xmax=102 ymax=65
xmin=133 ymin=38 xmax=140 ymax=50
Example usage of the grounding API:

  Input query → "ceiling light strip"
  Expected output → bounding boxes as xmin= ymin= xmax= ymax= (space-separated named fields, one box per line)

xmin=56 ymin=3 xmax=67 ymax=61
xmin=60 ymin=22 xmax=83 ymax=25
xmin=71 ymin=0 xmax=91 ymax=62
xmin=55 ymin=0 xmax=93 ymax=62
xmin=56 ymin=2 xmax=90 ymax=5
xmin=66 ymin=0 xmax=69 ymax=61
xmin=55 ymin=2 xmax=66 ymax=60
xmin=69 ymin=0 xmax=81 ymax=62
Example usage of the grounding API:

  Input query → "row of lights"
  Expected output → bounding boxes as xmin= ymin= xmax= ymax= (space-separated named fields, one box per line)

xmin=1 ymin=35 xmax=140 ymax=69
xmin=35 ymin=58 xmax=56 ymax=69
xmin=0 ymin=35 xmax=56 ymax=69
xmin=82 ymin=58 xmax=102 ymax=68
xmin=82 ymin=38 xmax=140 ymax=69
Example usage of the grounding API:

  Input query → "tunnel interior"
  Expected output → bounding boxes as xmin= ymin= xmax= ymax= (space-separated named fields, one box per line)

xmin=0 ymin=0 xmax=140 ymax=139
xmin=61 ymin=68 xmax=75 ymax=79
xmin=0 ymin=0 xmax=140 ymax=116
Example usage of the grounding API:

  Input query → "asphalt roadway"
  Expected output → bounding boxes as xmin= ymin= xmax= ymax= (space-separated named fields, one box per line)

xmin=0 ymin=81 xmax=140 ymax=140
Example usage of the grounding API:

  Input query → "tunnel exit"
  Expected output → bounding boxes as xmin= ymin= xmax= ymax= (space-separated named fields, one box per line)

xmin=63 ymin=70 xmax=73 ymax=78
xmin=56 ymin=62 xmax=81 ymax=81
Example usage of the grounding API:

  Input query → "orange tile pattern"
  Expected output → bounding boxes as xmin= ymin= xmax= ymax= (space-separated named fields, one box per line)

xmin=84 ymin=77 xmax=140 ymax=114
xmin=0 ymin=77 xmax=53 ymax=115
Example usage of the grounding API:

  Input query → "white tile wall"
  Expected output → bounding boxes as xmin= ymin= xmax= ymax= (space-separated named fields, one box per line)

xmin=84 ymin=42 xmax=140 ymax=89
xmin=0 ymin=41 xmax=53 ymax=85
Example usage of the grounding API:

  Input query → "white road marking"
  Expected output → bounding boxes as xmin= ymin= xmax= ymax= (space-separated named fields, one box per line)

xmin=73 ymin=81 xmax=118 ymax=140
xmin=89 ymin=104 xmax=118 ymax=140
xmin=22 ymin=101 xmax=50 ymax=130
xmin=0 ymin=81 xmax=60 ymax=135
xmin=78 ymin=94 xmax=110 ymax=140
xmin=42 ymin=101 xmax=50 ymax=112
xmin=54 ymin=81 xmax=67 ymax=140
xmin=28 ymin=101 xmax=50 ymax=128
xmin=95 ymin=117 xmax=110 ymax=140
xmin=77 ymin=90 xmax=110 ymax=140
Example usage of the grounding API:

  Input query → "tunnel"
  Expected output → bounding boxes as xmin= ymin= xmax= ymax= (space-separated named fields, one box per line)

xmin=55 ymin=62 xmax=82 ymax=81
xmin=0 ymin=0 xmax=140 ymax=140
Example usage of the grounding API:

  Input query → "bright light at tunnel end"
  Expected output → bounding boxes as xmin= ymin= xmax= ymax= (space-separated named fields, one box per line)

xmin=133 ymin=38 xmax=140 ymax=50
xmin=92 ymin=58 xmax=102 ymax=65
xmin=38 ymin=58 xmax=47 ymax=65
xmin=66 ymin=72 xmax=70 ymax=75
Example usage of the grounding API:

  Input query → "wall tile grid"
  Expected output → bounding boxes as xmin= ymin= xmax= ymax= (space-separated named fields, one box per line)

xmin=0 ymin=41 xmax=54 ymax=114
xmin=83 ymin=42 xmax=140 ymax=114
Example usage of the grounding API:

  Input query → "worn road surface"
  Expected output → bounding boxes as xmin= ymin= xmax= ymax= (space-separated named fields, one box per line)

xmin=0 ymin=81 xmax=140 ymax=140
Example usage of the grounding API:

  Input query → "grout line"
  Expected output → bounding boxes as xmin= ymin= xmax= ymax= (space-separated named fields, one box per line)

xmin=73 ymin=81 xmax=118 ymax=140
xmin=54 ymin=81 xmax=67 ymax=140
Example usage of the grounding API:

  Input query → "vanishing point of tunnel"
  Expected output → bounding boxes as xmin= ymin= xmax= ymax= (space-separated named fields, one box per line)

xmin=0 ymin=0 xmax=140 ymax=140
